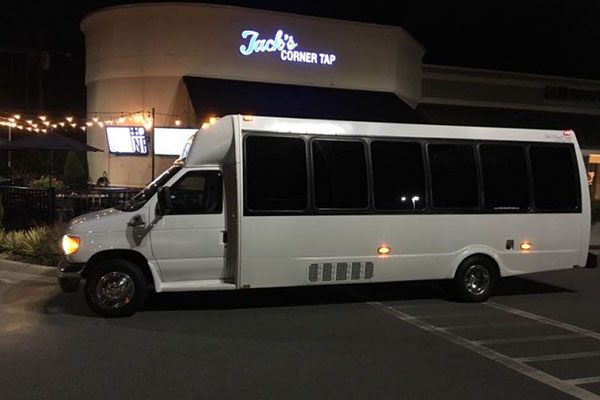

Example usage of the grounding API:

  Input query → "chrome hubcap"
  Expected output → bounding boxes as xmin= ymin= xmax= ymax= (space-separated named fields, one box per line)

xmin=95 ymin=272 xmax=135 ymax=309
xmin=464 ymin=265 xmax=490 ymax=296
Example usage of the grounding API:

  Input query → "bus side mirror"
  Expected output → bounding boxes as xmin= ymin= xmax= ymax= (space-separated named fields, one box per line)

xmin=157 ymin=186 xmax=172 ymax=215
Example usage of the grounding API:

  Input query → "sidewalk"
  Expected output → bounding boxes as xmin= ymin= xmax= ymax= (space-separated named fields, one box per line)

xmin=0 ymin=258 xmax=56 ymax=284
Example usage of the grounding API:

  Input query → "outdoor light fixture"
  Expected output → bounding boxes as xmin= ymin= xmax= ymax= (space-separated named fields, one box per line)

xmin=39 ymin=115 xmax=46 ymax=121
xmin=175 ymin=120 xmax=181 ymax=126
xmin=378 ymin=245 xmax=391 ymax=255
xmin=86 ymin=122 xmax=93 ymax=127
xmin=62 ymin=235 xmax=80 ymax=255
xmin=66 ymin=116 xmax=73 ymax=123
xmin=13 ymin=114 xmax=20 ymax=119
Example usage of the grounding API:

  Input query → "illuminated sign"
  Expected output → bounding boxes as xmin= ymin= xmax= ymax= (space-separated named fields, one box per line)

xmin=106 ymin=126 xmax=148 ymax=155
xmin=239 ymin=29 xmax=336 ymax=66
xmin=154 ymin=128 xmax=198 ymax=156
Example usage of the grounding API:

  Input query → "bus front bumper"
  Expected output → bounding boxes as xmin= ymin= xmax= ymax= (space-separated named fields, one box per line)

xmin=57 ymin=261 xmax=85 ymax=292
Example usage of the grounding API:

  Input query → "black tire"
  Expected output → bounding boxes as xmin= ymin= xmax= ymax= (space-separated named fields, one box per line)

xmin=84 ymin=259 xmax=148 ymax=317
xmin=453 ymin=255 xmax=498 ymax=302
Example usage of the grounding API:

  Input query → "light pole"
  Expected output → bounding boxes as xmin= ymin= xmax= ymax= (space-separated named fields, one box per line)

xmin=7 ymin=125 xmax=11 ymax=172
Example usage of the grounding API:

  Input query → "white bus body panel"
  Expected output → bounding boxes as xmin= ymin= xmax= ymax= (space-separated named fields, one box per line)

xmin=234 ymin=116 xmax=590 ymax=289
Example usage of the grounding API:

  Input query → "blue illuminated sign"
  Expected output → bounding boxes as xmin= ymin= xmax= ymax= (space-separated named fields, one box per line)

xmin=239 ymin=29 xmax=336 ymax=66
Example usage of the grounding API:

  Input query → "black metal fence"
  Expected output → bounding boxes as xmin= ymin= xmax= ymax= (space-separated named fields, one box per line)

xmin=0 ymin=186 xmax=139 ymax=229
xmin=0 ymin=186 xmax=55 ymax=229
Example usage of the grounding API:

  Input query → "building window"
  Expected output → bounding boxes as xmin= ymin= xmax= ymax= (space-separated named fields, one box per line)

xmin=371 ymin=140 xmax=426 ymax=210
xmin=168 ymin=170 xmax=222 ymax=215
xmin=245 ymin=135 xmax=308 ymax=211
xmin=530 ymin=145 xmax=579 ymax=211
xmin=480 ymin=144 xmax=530 ymax=210
xmin=428 ymin=143 xmax=479 ymax=209
xmin=312 ymin=139 xmax=368 ymax=209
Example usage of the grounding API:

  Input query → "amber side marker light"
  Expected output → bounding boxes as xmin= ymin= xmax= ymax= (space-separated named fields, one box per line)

xmin=62 ymin=235 xmax=80 ymax=255
xmin=520 ymin=241 xmax=533 ymax=252
xmin=242 ymin=115 xmax=254 ymax=122
xmin=378 ymin=245 xmax=391 ymax=255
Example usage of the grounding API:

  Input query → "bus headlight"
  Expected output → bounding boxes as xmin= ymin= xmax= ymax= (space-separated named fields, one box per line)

xmin=62 ymin=235 xmax=80 ymax=255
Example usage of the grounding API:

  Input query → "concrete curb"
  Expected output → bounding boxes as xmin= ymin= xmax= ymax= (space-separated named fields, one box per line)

xmin=0 ymin=258 xmax=56 ymax=277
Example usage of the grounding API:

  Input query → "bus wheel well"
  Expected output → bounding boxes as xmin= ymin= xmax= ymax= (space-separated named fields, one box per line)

xmin=83 ymin=250 xmax=154 ymax=286
xmin=456 ymin=253 xmax=501 ymax=278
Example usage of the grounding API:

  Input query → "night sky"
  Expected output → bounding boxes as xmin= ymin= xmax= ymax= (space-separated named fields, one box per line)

xmin=1 ymin=0 xmax=599 ymax=115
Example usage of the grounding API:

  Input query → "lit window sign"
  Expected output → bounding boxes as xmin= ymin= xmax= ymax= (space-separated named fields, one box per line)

xmin=106 ymin=126 xmax=148 ymax=155
xmin=239 ymin=29 xmax=336 ymax=66
xmin=155 ymin=128 xmax=198 ymax=156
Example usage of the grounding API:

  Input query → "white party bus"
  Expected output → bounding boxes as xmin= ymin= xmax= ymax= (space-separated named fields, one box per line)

xmin=58 ymin=115 xmax=590 ymax=317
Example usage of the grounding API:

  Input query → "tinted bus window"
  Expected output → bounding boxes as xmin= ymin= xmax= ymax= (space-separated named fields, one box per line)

xmin=480 ymin=144 xmax=529 ymax=210
xmin=312 ymin=140 xmax=368 ymax=209
xmin=530 ymin=145 xmax=579 ymax=211
xmin=371 ymin=141 xmax=426 ymax=210
xmin=428 ymin=144 xmax=479 ymax=209
xmin=245 ymin=135 xmax=308 ymax=211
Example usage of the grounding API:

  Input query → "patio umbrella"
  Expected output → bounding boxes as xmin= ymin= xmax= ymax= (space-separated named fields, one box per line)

xmin=0 ymin=131 xmax=102 ymax=188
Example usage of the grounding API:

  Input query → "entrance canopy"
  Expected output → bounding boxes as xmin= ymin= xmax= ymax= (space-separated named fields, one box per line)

xmin=183 ymin=77 xmax=426 ymax=125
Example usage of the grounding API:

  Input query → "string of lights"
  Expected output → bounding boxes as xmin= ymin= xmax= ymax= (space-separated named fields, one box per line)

xmin=0 ymin=109 xmax=185 ymax=133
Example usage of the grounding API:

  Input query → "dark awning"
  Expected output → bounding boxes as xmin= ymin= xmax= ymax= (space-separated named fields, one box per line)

xmin=4 ymin=131 xmax=102 ymax=152
xmin=418 ymin=104 xmax=600 ymax=149
xmin=183 ymin=76 xmax=426 ymax=124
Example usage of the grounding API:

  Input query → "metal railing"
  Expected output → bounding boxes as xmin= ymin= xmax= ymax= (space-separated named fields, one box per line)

xmin=0 ymin=186 xmax=139 ymax=229
xmin=0 ymin=185 xmax=55 ymax=229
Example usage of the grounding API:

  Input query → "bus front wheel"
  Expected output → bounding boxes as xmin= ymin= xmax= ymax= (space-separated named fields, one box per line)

xmin=453 ymin=256 xmax=497 ymax=302
xmin=84 ymin=259 xmax=148 ymax=317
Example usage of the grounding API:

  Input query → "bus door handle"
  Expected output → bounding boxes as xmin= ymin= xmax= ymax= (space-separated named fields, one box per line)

xmin=222 ymin=230 xmax=228 ymax=244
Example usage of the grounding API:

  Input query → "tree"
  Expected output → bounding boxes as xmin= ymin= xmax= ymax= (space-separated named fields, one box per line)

xmin=63 ymin=151 xmax=86 ymax=187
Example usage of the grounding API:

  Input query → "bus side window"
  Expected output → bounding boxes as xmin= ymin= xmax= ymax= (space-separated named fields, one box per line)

xmin=168 ymin=170 xmax=223 ymax=215
xmin=371 ymin=140 xmax=426 ymax=211
xmin=480 ymin=144 xmax=529 ymax=210
xmin=428 ymin=143 xmax=478 ymax=209
xmin=530 ymin=145 xmax=579 ymax=211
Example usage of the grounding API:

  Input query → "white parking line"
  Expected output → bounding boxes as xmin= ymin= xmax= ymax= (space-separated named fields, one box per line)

xmin=487 ymin=302 xmax=600 ymax=341
xmin=442 ymin=321 xmax=542 ymax=330
xmin=565 ymin=377 xmax=600 ymax=386
xmin=368 ymin=301 xmax=600 ymax=400
xmin=474 ymin=333 xmax=583 ymax=345
xmin=515 ymin=351 xmax=600 ymax=363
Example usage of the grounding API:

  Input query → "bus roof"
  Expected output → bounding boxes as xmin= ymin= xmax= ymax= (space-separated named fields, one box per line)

xmin=239 ymin=115 xmax=577 ymax=144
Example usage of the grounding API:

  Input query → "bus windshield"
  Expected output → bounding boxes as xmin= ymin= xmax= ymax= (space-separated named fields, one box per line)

xmin=115 ymin=165 xmax=182 ymax=211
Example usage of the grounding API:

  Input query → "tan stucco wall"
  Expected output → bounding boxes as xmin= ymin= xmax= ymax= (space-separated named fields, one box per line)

xmin=86 ymin=76 xmax=194 ymax=187
xmin=82 ymin=3 xmax=425 ymax=187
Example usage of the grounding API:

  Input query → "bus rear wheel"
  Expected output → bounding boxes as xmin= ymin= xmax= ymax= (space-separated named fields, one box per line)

xmin=453 ymin=256 xmax=497 ymax=302
xmin=84 ymin=259 xmax=148 ymax=317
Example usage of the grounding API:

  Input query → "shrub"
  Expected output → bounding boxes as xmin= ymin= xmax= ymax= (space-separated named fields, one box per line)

xmin=63 ymin=151 xmax=86 ymax=186
xmin=0 ymin=224 xmax=64 ymax=266
xmin=29 ymin=175 xmax=65 ymax=191
xmin=0 ymin=192 xmax=4 ymax=229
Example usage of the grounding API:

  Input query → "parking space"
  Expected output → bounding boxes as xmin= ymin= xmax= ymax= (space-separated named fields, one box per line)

xmin=369 ymin=297 xmax=600 ymax=399
xmin=1 ymin=262 xmax=600 ymax=400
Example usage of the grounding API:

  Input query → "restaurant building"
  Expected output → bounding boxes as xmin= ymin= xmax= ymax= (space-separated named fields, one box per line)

xmin=82 ymin=3 xmax=600 ymax=197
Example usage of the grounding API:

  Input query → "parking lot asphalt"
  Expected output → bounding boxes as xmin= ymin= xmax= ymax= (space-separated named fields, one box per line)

xmin=1 ymin=262 xmax=600 ymax=400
